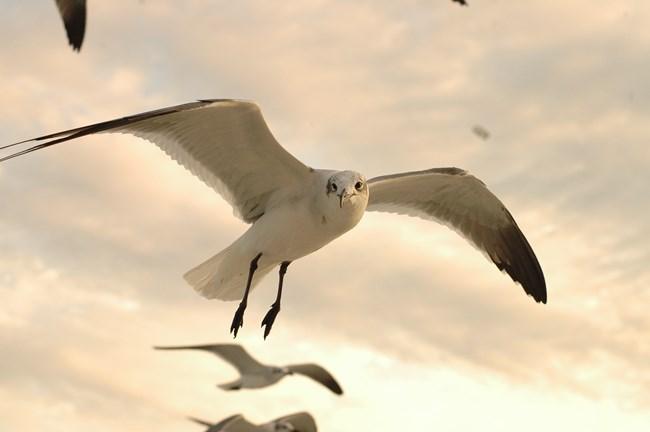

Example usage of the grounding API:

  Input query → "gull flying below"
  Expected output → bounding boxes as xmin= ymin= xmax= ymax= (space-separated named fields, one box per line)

xmin=189 ymin=411 xmax=317 ymax=432
xmin=0 ymin=99 xmax=547 ymax=338
xmin=154 ymin=343 xmax=343 ymax=395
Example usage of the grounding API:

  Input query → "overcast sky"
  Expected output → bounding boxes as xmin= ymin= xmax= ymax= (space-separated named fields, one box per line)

xmin=1 ymin=1 xmax=650 ymax=431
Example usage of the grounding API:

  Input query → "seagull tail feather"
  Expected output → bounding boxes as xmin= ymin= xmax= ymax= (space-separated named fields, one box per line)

xmin=184 ymin=246 xmax=274 ymax=301
xmin=183 ymin=246 xmax=235 ymax=300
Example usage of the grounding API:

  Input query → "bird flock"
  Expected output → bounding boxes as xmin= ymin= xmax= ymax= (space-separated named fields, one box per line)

xmin=155 ymin=343 xmax=335 ymax=431
xmin=5 ymin=1 xmax=548 ymax=430
xmin=1 ymin=100 xmax=546 ymax=431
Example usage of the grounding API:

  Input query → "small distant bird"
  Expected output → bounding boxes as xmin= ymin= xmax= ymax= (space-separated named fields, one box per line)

xmin=189 ymin=412 xmax=317 ymax=432
xmin=154 ymin=343 xmax=343 ymax=395
xmin=472 ymin=125 xmax=491 ymax=140
xmin=54 ymin=0 xmax=87 ymax=51
xmin=1 ymin=99 xmax=546 ymax=338
xmin=452 ymin=0 xmax=468 ymax=6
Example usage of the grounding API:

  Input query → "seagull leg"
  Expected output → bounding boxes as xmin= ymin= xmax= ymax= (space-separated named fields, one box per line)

xmin=230 ymin=252 xmax=263 ymax=338
xmin=261 ymin=261 xmax=291 ymax=339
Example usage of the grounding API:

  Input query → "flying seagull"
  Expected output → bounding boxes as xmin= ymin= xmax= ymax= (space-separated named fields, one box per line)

xmin=54 ymin=0 xmax=87 ymax=51
xmin=189 ymin=411 xmax=317 ymax=432
xmin=0 ymin=99 xmax=546 ymax=337
xmin=154 ymin=343 xmax=343 ymax=395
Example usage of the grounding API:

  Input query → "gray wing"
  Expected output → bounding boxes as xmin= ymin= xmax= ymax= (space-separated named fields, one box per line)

xmin=270 ymin=412 xmax=318 ymax=432
xmin=285 ymin=363 xmax=343 ymax=395
xmin=54 ymin=0 xmax=86 ymax=51
xmin=0 ymin=99 xmax=312 ymax=223
xmin=153 ymin=344 xmax=266 ymax=374
xmin=366 ymin=167 xmax=546 ymax=303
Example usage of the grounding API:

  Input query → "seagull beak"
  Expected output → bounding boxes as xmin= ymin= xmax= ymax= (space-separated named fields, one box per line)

xmin=338 ymin=189 xmax=352 ymax=208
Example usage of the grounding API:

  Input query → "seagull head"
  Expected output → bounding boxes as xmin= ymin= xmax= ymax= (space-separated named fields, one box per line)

xmin=326 ymin=170 xmax=368 ymax=210
xmin=268 ymin=366 xmax=292 ymax=379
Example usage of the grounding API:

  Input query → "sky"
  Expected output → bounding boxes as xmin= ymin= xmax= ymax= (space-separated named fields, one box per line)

xmin=1 ymin=0 xmax=649 ymax=431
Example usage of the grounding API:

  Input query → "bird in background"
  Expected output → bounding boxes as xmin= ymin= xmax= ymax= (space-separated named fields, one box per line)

xmin=54 ymin=0 xmax=87 ymax=51
xmin=154 ymin=343 xmax=343 ymax=395
xmin=189 ymin=412 xmax=317 ymax=432
xmin=0 ymin=99 xmax=546 ymax=338
xmin=472 ymin=125 xmax=491 ymax=141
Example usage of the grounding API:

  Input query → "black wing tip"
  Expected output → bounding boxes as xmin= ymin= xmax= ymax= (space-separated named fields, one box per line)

xmin=493 ymin=218 xmax=547 ymax=305
xmin=69 ymin=40 xmax=83 ymax=51
xmin=186 ymin=416 xmax=212 ymax=427
xmin=60 ymin=6 xmax=86 ymax=52
xmin=327 ymin=377 xmax=344 ymax=395
xmin=524 ymin=284 xmax=547 ymax=304
xmin=533 ymin=287 xmax=548 ymax=304
xmin=322 ymin=376 xmax=344 ymax=395
xmin=530 ymin=274 xmax=548 ymax=304
xmin=499 ymin=259 xmax=547 ymax=304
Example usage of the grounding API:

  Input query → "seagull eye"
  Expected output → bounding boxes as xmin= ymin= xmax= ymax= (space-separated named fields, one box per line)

xmin=355 ymin=181 xmax=363 ymax=191
xmin=331 ymin=183 xmax=338 ymax=192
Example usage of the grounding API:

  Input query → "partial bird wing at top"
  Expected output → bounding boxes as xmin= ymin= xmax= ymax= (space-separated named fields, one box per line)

xmin=190 ymin=414 xmax=259 ymax=432
xmin=286 ymin=363 xmax=344 ymax=395
xmin=215 ymin=416 xmax=260 ymax=432
xmin=366 ymin=167 xmax=546 ymax=303
xmin=54 ymin=0 xmax=87 ymax=51
xmin=272 ymin=412 xmax=318 ymax=432
xmin=0 ymin=99 xmax=312 ymax=223
xmin=154 ymin=343 xmax=266 ymax=374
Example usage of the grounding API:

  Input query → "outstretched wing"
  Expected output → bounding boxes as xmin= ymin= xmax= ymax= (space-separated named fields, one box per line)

xmin=271 ymin=412 xmax=318 ymax=432
xmin=54 ymin=0 xmax=87 ymax=51
xmin=1 ymin=99 xmax=312 ymax=223
xmin=154 ymin=344 xmax=266 ymax=374
xmin=286 ymin=363 xmax=344 ymax=395
xmin=366 ymin=167 xmax=546 ymax=303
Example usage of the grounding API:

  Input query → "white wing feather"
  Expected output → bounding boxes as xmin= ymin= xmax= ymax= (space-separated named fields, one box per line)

xmin=111 ymin=100 xmax=311 ymax=222
xmin=1 ymin=99 xmax=311 ymax=223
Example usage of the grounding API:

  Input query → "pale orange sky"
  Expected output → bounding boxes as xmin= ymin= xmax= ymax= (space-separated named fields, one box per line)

xmin=1 ymin=1 xmax=650 ymax=431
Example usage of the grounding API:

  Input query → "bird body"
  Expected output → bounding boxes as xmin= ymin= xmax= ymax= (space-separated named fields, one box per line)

xmin=217 ymin=365 xmax=289 ymax=390
xmin=187 ymin=169 xmax=367 ymax=301
xmin=1 ymin=99 xmax=546 ymax=337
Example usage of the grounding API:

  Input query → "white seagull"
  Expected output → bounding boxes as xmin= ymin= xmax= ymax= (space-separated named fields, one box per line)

xmin=189 ymin=411 xmax=317 ymax=432
xmin=154 ymin=343 xmax=343 ymax=395
xmin=0 ymin=99 xmax=546 ymax=338
xmin=54 ymin=0 xmax=87 ymax=51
